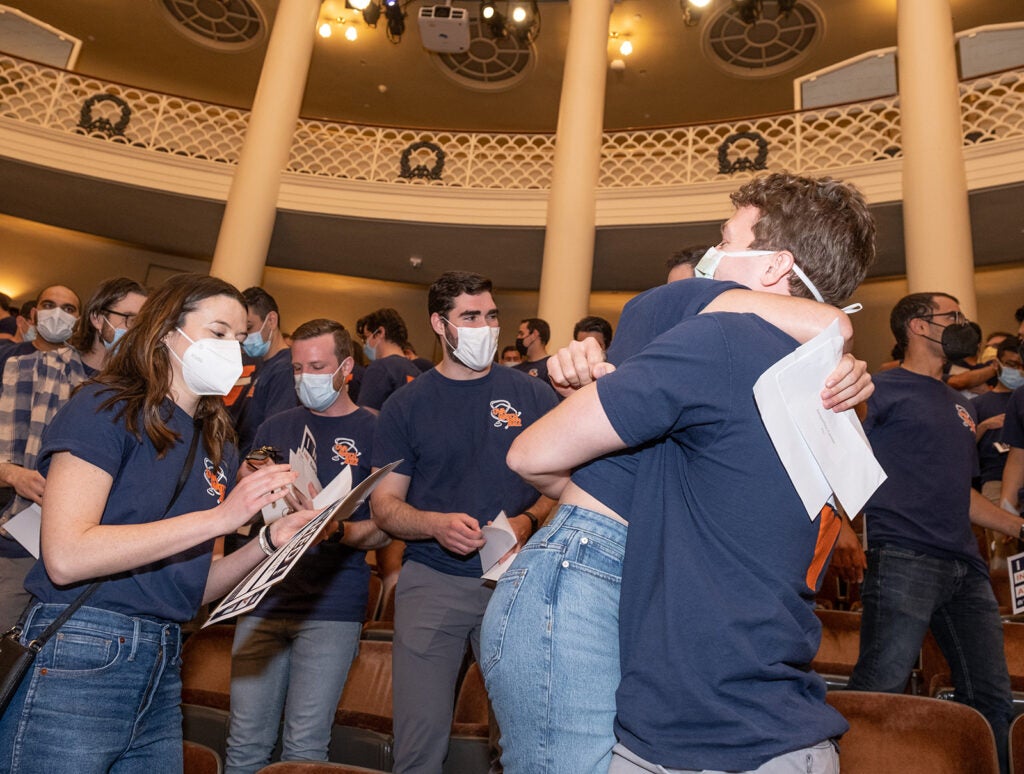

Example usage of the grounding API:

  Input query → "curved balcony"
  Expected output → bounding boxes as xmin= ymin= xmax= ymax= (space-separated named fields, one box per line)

xmin=2 ymin=53 xmax=1023 ymax=230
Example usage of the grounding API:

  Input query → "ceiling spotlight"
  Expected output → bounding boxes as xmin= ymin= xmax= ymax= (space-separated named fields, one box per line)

xmin=619 ymin=40 xmax=633 ymax=56
xmin=689 ymin=0 xmax=711 ymax=6
xmin=318 ymin=21 xmax=333 ymax=37
xmin=481 ymin=0 xmax=495 ymax=20
xmin=347 ymin=0 xmax=371 ymax=10
xmin=345 ymin=25 xmax=358 ymax=40
xmin=510 ymin=4 xmax=527 ymax=23
xmin=362 ymin=1 xmax=381 ymax=26
xmin=385 ymin=0 xmax=405 ymax=41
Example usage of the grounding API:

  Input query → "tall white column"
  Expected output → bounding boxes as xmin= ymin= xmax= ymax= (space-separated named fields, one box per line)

xmin=209 ymin=0 xmax=321 ymax=290
xmin=536 ymin=0 xmax=613 ymax=345
xmin=898 ymin=0 xmax=976 ymax=317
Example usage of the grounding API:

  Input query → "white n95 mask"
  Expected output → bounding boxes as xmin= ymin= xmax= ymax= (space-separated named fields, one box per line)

xmin=169 ymin=329 xmax=243 ymax=396
xmin=444 ymin=320 xmax=499 ymax=372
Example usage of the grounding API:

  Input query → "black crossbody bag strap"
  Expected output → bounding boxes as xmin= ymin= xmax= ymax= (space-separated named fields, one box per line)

xmin=15 ymin=418 xmax=203 ymax=646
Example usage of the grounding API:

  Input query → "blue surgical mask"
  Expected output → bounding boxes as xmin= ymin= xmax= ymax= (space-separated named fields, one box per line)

xmin=363 ymin=343 xmax=376 ymax=362
xmin=243 ymin=317 xmax=271 ymax=358
xmin=23 ymin=325 xmax=37 ymax=343
xmin=999 ymin=367 xmax=1024 ymax=391
xmin=101 ymin=316 xmax=128 ymax=352
xmin=295 ymin=364 xmax=344 ymax=412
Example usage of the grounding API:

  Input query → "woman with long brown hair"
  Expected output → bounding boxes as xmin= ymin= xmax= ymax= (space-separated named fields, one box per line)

xmin=0 ymin=273 xmax=317 ymax=773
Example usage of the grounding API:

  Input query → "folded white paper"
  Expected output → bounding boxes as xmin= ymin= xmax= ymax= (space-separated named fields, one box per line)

xmin=481 ymin=511 xmax=517 ymax=580
xmin=5 ymin=503 xmax=41 ymax=558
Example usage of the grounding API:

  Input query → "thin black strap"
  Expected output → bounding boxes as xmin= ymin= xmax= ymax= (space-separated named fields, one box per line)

xmin=19 ymin=418 xmax=204 ymax=648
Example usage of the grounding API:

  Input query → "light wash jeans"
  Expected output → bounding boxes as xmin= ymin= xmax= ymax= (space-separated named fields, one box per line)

xmin=224 ymin=615 xmax=362 ymax=774
xmin=848 ymin=544 xmax=1013 ymax=774
xmin=481 ymin=504 xmax=627 ymax=774
xmin=0 ymin=604 xmax=183 ymax=774
xmin=608 ymin=741 xmax=839 ymax=774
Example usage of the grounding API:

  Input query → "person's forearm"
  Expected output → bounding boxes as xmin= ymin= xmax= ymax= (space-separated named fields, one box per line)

xmin=341 ymin=518 xmax=392 ymax=550
xmin=370 ymin=492 xmax=438 ymax=541
xmin=0 ymin=461 xmax=21 ymax=486
xmin=702 ymin=289 xmax=851 ymax=347
xmin=45 ymin=506 xmax=228 ymax=587
xmin=947 ymin=363 xmax=997 ymax=390
xmin=203 ymin=539 xmax=266 ymax=603
xmin=970 ymin=488 xmax=1024 ymax=537
xmin=1000 ymin=448 xmax=1024 ymax=511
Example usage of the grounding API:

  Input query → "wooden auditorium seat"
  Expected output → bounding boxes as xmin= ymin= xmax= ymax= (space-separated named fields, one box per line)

xmin=444 ymin=661 xmax=491 ymax=774
xmin=827 ymin=691 xmax=999 ymax=773
xmin=330 ymin=640 xmax=395 ymax=770
xmin=361 ymin=583 xmax=396 ymax=641
xmin=183 ymin=740 xmax=223 ymax=774
xmin=180 ymin=624 xmax=236 ymax=760
xmin=257 ymin=763 xmax=387 ymax=773
xmin=923 ymin=621 xmax=1024 ymax=712
xmin=812 ymin=609 xmax=862 ymax=690
xmin=364 ymin=573 xmax=383 ymax=624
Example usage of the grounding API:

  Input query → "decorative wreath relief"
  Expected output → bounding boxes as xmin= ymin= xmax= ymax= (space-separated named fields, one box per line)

xmin=78 ymin=94 xmax=132 ymax=138
xmin=718 ymin=131 xmax=769 ymax=174
xmin=399 ymin=141 xmax=446 ymax=180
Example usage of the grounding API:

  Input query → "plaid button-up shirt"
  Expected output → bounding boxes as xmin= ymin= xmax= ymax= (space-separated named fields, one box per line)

xmin=0 ymin=346 xmax=89 ymax=529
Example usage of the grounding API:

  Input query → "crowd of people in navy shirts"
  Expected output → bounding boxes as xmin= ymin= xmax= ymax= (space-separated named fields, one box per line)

xmin=2 ymin=172 xmax=1024 ymax=774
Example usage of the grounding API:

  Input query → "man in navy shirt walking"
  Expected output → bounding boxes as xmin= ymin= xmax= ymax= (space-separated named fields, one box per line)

xmin=848 ymin=292 xmax=1024 ymax=774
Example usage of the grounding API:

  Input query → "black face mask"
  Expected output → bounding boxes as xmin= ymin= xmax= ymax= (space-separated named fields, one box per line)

xmin=515 ymin=337 xmax=529 ymax=357
xmin=939 ymin=322 xmax=981 ymax=362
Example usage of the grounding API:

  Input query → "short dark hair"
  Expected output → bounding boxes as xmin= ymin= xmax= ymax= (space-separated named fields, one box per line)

xmin=356 ymin=307 xmax=408 ymax=345
xmin=890 ymin=292 xmax=959 ymax=351
xmin=18 ymin=300 xmax=35 ymax=318
xmin=573 ymin=315 xmax=613 ymax=348
xmin=69 ymin=276 xmax=148 ymax=352
xmin=731 ymin=173 xmax=876 ymax=305
xmin=428 ymin=271 xmax=493 ymax=319
xmin=987 ymin=331 xmax=1013 ymax=346
xmin=666 ymin=245 xmax=706 ymax=271
xmin=521 ymin=317 xmax=550 ymax=346
xmin=292 ymin=318 xmax=352 ymax=363
xmin=996 ymin=336 xmax=1021 ymax=360
xmin=501 ymin=345 xmax=519 ymax=358
xmin=35 ymin=285 xmax=81 ymax=310
xmin=242 ymin=286 xmax=280 ymax=325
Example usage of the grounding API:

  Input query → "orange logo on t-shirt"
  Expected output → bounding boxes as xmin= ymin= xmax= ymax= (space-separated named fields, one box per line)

xmin=956 ymin=404 xmax=976 ymax=433
xmin=332 ymin=438 xmax=361 ymax=466
xmin=490 ymin=399 xmax=523 ymax=429
xmin=203 ymin=458 xmax=228 ymax=503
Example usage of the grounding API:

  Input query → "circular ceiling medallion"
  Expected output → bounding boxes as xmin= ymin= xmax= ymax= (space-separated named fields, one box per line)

xmin=703 ymin=1 xmax=821 ymax=77
xmin=432 ymin=18 xmax=535 ymax=92
xmin=158 ymin=0 xmax=265 ymax=49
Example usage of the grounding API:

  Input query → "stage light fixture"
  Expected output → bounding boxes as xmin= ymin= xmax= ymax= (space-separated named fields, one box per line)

xmin=510 ymin=3 xmax=527 ymax=23
xmin=619 ymin=40 xmax=632 ymax=56
xmin=481 ymin=0 xmax=496 ymax=20
xmin=385 ymin=0 xmax=405 ymax=41
xmin=362 ymin=0 xmax=382 ymax=26
xmin=318 ymin=21 xmax=333 ymax=37
xmin=347 ymin=0 xmax=371 ymax=10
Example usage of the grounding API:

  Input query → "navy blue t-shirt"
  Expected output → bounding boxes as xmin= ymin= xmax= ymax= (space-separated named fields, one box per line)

xmin=26 ymin=382 xmax=238 ymax=623
xmin=237 ymin=348 xmax=300 ymax=455
xmin=603 ymin=313 xmax=847 ymax=770
xmin=513 ymin=357 xmax=552 ymax=386
xmin=1001 ymin=387 xmax=1024 ymax=449
xmin=571 ymin=277 xmax=742 ymax=516
xmin=371 ymin=365 xmax=558 ymax=576
xmin=862 ymin=367 xmax=985 ymax=575
xmin=973 ymin=389 xmax=1013 ymax=485
xmin=248 ymin=406 xmax=376 ymax=622
xmin=358 ymin=355 xmax=420 ymax=411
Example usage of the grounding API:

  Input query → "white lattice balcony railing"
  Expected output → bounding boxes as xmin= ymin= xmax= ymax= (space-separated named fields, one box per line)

xmin=1 ymin=52 xmax=1023 ymax=191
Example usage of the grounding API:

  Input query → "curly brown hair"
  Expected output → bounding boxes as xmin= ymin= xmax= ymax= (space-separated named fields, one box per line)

xmin=731 ymin=173 xmax=876 ymax=305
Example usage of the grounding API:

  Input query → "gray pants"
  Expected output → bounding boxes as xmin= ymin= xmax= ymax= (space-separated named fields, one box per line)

xmin=608 ymin=741 xmax=839 ymax=774
xmin=392 ymin=560 xmax=493 ymax=774
xmin=0 ymin=554 xmax=35 ymax=630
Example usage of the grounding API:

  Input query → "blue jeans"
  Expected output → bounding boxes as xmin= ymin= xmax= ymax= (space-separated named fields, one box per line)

xmin=224 ymin=615 xmax=362 ymax=774
xmin=0 ymin=603 xmax=183 ymax=774
xmin=481 ymin=504 xmax=627 ymax=774
xmin=848 ymin=545 xmax=1013 ymax=774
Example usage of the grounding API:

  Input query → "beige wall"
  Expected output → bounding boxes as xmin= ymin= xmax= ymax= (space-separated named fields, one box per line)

xmin=4 ymin=211 xmax=1024 ymax=371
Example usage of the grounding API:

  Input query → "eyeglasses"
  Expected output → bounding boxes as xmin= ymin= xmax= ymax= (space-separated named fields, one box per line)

xmin=244 ymin=445 xmax=281 ymax=469
xmin=103 ymin=308 xmax=138 ymax=328
xmin=918 ymin=311 xmax=967 ymax=326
